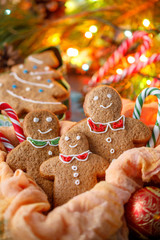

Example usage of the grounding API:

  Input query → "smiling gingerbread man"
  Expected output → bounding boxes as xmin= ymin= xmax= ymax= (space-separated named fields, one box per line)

xmin=40 ymin=131 xmax=109 ymax=207
xmin=68 ymin=85 xmax=151 ymax=162
xmin=6 ymin=110 xmax=60 ymax=204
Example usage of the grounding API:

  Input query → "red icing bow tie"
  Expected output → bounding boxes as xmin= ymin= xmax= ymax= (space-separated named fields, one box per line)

xmin=59 ymin=151 xmax=91 ymax=163
xmin=87 ymin=116 xmax=125 ymax=133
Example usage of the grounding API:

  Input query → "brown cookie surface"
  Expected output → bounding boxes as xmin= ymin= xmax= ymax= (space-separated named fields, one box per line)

xmin=68 ymin=85 xmax=152 ymax=162
xmin=25 ymin=51 xmax=60 ymax=68
xmin=40 ymin=131 xmax=109 ymax=206
xmin=6 ymin=110 xmax=61 ymax=204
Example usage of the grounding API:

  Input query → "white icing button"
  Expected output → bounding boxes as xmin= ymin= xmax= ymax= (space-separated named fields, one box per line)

xmin=26 ymin=87 xmax=30 ymax=91
xmin=36 ymin=76 xmax=41 ymax=80
xmin=0 ymin=83 xmax=3 ymax=87
xmin=106 ymin=137 xmax=112 ymax=143
xmin=30 ymin=72 xmax=34 ymax=75
xmin=94 ymin=96 xmax=98 ymax=101
xmin=33 ymin=117 xmax=39 ymax=123
xmin=46 ymin=117 xmax=52 ymax=122
xmin=75 ymin=179 xmax=80 ymax=185
xmin=110 ymin=148 xmax=115 ymax=154
xmin=19 ymin=64 xmax=24 ymax=69
xmin=107 ymin=93 xmax=112 ymax=98
xmin=76 ymin=135 xmax=81 ymax=140
xmin=44 ymin=66 xmax=50 ymax=71
xmin=48 ymin=151 xmax=52 ymax=156
xmin=73 ymin=172 xmax=79 ymax=177
xmin=65 ymin=136 xmax=69 ymax=141
xmin=72 ymin=166 xmax=77 ymax=171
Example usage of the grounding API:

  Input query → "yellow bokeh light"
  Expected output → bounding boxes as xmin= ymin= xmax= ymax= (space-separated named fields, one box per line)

xmin=143 ymin=19 xmax=150 ymax=27
xmin=65 ymin=1 xmax=75 ymax=11
xmin=82 ymin=64 xmax=89 ymax=71
xmin=124 ymin=30 xmax=132 ymax=38
xmin=46 ymin=33 xmax=60 ymax=45
xmin=127 ymin=56 xmax=135 ymax=64
xmin=116 ymin=68 xmax=123 ymax=75
xmin=67 ymin=48 xmax=79 ymax=57
xmin=146 ymin=79 xmax=151 ymax=85
xmin=140 ymin=54 xmax=148 ymax=62
xmin=85 ymin=31 xmax=93 ymax=39
xmin=89 ymin=25 xmax=98 ymax=33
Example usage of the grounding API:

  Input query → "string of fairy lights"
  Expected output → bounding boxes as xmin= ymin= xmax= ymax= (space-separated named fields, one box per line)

xmin=1 ymin=3 xmax=159 ymax=90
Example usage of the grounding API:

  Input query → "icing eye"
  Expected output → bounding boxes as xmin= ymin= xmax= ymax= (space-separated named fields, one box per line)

xmin=76 ymin=135 xmax=81 ymax=140
xmin=93 ymin=96 xmax=99 ymax=101
xmin=65 ymin=136 xmax=69 ymax=141
xmin=107 ymin=94 xmax=112 ymax=98
xmin=33 ymin=117 xmax=39 ymax=123
xmin=46 ymin=117 xmax=52 ymax=122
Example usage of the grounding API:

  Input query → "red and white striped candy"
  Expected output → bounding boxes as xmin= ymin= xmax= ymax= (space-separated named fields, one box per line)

xmin=89 ymin=31 xmax=151 ymax=86
xmin=102 ymin=53 xmax=160 ymax=84
xmin=0 ymin=103 xmax=25 ymax=143
xmin=0 ymin=132 xmax=14 ymax=152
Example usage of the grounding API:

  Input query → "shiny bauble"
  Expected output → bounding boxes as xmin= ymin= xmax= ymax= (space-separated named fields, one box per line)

xmin=125 ymin=186 xmax=160 ymax=239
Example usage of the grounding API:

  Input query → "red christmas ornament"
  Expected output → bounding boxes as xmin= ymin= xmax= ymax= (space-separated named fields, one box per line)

xmin=125 ymin=186 xmax=160 ymax=239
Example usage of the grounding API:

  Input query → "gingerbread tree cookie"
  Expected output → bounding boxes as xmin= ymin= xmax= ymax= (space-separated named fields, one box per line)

xmin=0 ymin=51 xmax=69 ymax=117
xmin=68 ymin=85 xmax=151 ymax=162
xmin=40 ymin=131 xmax=109 ymax=207
xmin=6 ymin=110 xmax=61 ymax=204
xmin=25 ymin=50 xmax=60 ymax=68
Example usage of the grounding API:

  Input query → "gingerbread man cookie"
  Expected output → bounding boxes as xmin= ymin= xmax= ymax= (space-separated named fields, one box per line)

xmin=6 ymin=110 xmax=60 ymax=203
xmin=68 ymin=85 xmax=151 ymax=162
xmin=40 ymin=131 xmax=109 ymax=207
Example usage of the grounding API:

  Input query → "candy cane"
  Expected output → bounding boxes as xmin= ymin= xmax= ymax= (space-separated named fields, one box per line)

xmin=89 ymin=31 xmax=151 ymax=86
xmin=102 ymin=53 xmax=160 ymax=84
xmin=0 ymin=103 xmax=25 ymax=143
xmin=0 ymin=132 xmax=14 ymax=152
xmin=133 ymin=87 xmax=160 ymax=147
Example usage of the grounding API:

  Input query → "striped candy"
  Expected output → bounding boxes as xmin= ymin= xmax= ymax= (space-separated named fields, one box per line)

xmin=89 ymin=31 xmax=151 ymax=86
xmin=0 ymin=132 xmax=14 ymax=152
xmin=133 ymin=87 xmax=160 ymax=147
xmin=0 ymin=102 xmax=25 ymax=144
xmin=102 ymin=53 xmax=160 ymax=84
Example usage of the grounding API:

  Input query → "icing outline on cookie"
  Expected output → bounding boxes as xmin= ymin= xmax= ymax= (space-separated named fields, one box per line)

xmin=87 ymin=115 xmax=125 ymax=134
xmin=29 ymin=71 xmax=55 ymax=76
xmin=6 ymin=90 xmax=61 ymax=105
xmin=59 ymin=150 xmax=91 ymax=164
xmin=28 ymin=56 xmax=43 ymax=65
xmin=10 ymin=72 xmax=54 ymax=89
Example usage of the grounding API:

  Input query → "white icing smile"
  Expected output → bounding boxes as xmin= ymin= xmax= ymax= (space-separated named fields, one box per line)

xmin=38 ymin=129 xmax=52 ymax=134
xmin=100 ymin=102 xmax=112 ymax=109
xmin=69 ymin=144 xmax=78 ymax=148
